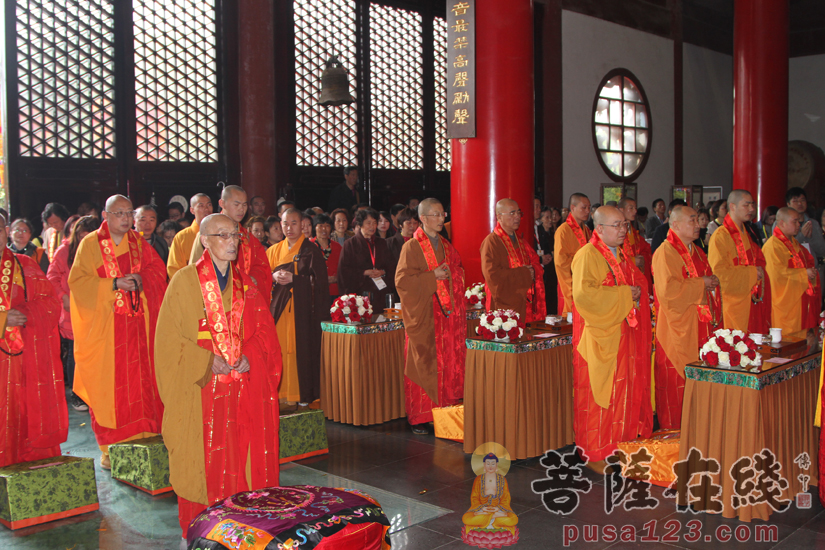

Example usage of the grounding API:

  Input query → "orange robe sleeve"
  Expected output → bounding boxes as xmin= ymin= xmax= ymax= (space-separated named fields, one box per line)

xmin=553 ymin=224 xmax=579 ymax=314
xmin=708 ymin=227 xmax=759 ymax=332
xmin=167 ymin=221 xmax=199 ymax=280
xmin=652 ymin=241 xmax=706 ymax=377
xmin=763 ymin=236 xmax=809 ymax=333
xmin=480 ymin=233 xmax=533 ymax=321
xmin=572 ymin=244 xmax=634 ymax=408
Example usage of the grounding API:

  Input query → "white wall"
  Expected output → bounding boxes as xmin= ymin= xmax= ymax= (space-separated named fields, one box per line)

xmin=682 ymin=43 xmax=733 ymax=194
xmin=561 ymin=10 xmax=674 ymax=210
xmin=789 ymin=54 xmax=825 ymax=150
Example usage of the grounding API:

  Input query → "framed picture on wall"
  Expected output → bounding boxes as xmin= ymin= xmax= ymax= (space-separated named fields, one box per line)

xmin=702 ymin=186 xmax=723 ymax=205
xmin=600 ymin=183 xmax=637 ymax=205
xmin=671 ymin=185 xmax=704 ymax=209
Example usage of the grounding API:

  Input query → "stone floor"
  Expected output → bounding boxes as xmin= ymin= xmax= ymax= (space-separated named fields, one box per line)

xmin=1 ymin=406 xmax=824 ymax=549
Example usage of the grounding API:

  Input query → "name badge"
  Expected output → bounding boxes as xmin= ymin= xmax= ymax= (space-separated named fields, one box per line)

xmin=537 ymin=249 xmax=544 ymax=256
xmin=372 ymin=276 xmax=387 ymax=290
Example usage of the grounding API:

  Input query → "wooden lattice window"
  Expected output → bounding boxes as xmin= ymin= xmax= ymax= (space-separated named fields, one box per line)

xmin=294 ymin=0 xmax=358 ymax=167
xmin=369 ymin=4 xmax=423 ymax=170
xmin=15 ymin=0 xmax=116 ymax=159
xmin=134 ymin=0 xmax=219 ymax=162
xmin=434 ymin=17 xmax=450 ymax=172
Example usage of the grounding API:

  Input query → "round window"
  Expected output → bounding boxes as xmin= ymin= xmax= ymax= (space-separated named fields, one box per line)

xmin=592 ymin=69 xmax=651 ymax=181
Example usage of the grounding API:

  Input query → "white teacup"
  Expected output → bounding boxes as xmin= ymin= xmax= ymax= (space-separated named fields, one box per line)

xmin=751 ymin=333 xmax=764 ymax=345
xmin=394 ymin=303 xmax=401 ymax=310
xmin=567 ymin=312 xmax=573 ymax=323
xmin=769 ymin=328 xmax=783 ymax=343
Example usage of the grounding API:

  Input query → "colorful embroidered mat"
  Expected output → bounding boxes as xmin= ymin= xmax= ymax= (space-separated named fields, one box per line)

xmin=187 ymin=485 xmax=391 ymax=549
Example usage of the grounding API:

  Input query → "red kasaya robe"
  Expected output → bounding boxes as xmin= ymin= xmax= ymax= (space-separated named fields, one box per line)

xmin=623 ymin=224 xmax=653 ymax=289
xmin=0 ymin=252 xmax=67 ymax=467
xmin=395 ymin=229 xmax=466 ymax=425
xmin=69 ymin=226 xmax=167 ymax=446
xmin=236 ymin=226 xmax=273 ymax=300
xmin=572 ymin=234 xmax=652 ymax=462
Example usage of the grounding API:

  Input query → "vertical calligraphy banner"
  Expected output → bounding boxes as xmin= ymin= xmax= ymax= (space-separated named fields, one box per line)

xmin=446 ymin=0 xmax=476 ymax=138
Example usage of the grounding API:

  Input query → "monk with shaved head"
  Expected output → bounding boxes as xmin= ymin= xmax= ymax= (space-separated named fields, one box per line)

xmin=571 ymin=206 xmax=652 ymax=470
xmin=762 ymin=207 xmax=821 ymax=333
xmin=69 ymin=194 xmax=167 ymax=469
xmin=155 ymin=213 xmax=282 ymax=541
xmin=167 ymin=193 xmax=213 ymax=279
xmin=554 ymin=193 xmax=592 ymax=314
xmin=480 ymin=198 xmax=546 ymax=323
xmin=708 ymin=189 xmax=771 ymax=333
xmin=652 ymin=205 xmax=720 ymax=429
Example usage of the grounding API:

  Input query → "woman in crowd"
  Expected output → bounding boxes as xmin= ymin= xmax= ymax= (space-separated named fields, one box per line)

xmin=158 ymin=219 xmax=180 ymax=247
xmin=548 ymin=207 xmax=562 ymax=230
xmin=8 ymin=218 xmax=50 ymax=273
xmin=245 ymin=215 xmax=267 ymax=246
xmin=537 ymin=207 xmax=558 ymax=314
xmin=263 ymin=215 xmax=284 ymax=248
xmin=310 ymin=214 xmax=342 ymax=301
xmin=301 ymin=210 xmax=315 ymax=240
xmin=696 ymin=208 xmax=711 ymax=252
xmin=706 ymin=200 xmax=727 ymax=237
xmin=377 ymin=211 xmax=396 ymax=239
xmin=46 ymin=215 xmax=101 ymax=412
xmin=331 ymin=208 xmax=354 ymax=246
xmin=338 ymin=208 xmax=396 ymax=308
xmin=757 ymin=206 xmax=778 ymax=243
xmin=386 ymin=207 xmax=419 ymax=266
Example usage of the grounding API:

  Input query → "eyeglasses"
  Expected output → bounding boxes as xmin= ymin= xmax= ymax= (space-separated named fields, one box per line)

xmin=422 ymin=212 xmax=449 ymax=219
xmin=502 ymin=210 xmax=523 ymax=217
xmin=106 ymin=210 xmax=135 ymax=219
xmin=599 ymin=222 xmax=630 ymax=230
xmin=204 ymin=232 xmax=241 ymax=241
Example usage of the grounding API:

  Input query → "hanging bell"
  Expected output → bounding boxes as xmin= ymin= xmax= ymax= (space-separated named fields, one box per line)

xmin=318 ymin=56 xmax=355 ymax=106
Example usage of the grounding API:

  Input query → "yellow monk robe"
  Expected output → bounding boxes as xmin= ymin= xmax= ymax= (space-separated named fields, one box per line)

xmin=167 ymin=220 xmax=199 ymax=280
xmin=763 ymin=231 xmax=816 ymax=334
xmin=267 ymin=236 xmax=303 ymax=402
xmin=554 ymin=215 xmax=591 ymax=314
xmin=461 ymin=473 xmax=518 ymax=535
xmin=708 ymin=219 xmax=760 ymax=332
xmin=69 ymin=226 xmax=167 ymax=448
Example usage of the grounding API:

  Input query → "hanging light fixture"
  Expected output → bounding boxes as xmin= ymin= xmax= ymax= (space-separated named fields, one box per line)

xmin=318 ymin=56 xmax=355 ymax=106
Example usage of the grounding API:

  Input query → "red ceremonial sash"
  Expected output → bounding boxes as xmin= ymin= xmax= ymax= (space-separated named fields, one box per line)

xmin=622 ymin=225 xmax=642 ymax=259
xmin=589 ymin=231 xmax=638 ymax=327
xmin=565 ymin=213 xmax=590 ymax=246
xmin=97 ymin=221 xmax=143 ymax=317
xmin=666 ymin=230 xmax=718 ymax=324
xmin=0 ymin=248 xmax=23 ymax=354
xmin=773 ymin=227 xmax=817 ymax=296
xmin=414 ymin=227 xmax=453 ymax=316
xmin=196 ymin=250 xmax=245 ymax=383
xmin=722 ymin=214 xmax=762 ymax=302
xmin=237 ymin=226 xmax=253 ymax=275
xmin=493 ymin=221 xmax=535 ymax=306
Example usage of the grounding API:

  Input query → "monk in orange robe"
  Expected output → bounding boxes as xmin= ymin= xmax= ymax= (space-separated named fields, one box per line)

xmin=167 ymin=193 xmax=213 ymax=280
xmin=618 ymin=197 xmax=653 ymax=288
xmin=480 ymin=198 xmax=546 ymax=323
xmin=190 ymin=186 xmax=272 ymax=299
xmin=763 ymin=207 xmax=821 ymax=333
xmin=0 ymin=214 xmax=68 ymax=467
xmin=155 ymin=214 xmax=281 ymax=540
xmin=396 ymin=199 xmax=465 ymax=434
xmin=708 ymin=190 xmax=771 ymax=333
xmin=572 ymin=206 xmax=652 ymax=469
xmin=554 ymin=193 xmax=592 ymax=314
xmin=652 ymin=206 xmax=720 ymax=430
xmin=69 ymin=195 xmax=167 ymax=469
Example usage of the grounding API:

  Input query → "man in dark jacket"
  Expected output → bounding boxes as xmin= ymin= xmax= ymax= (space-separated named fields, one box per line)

xmin=328 ymin=166 xmax=362 ymax=213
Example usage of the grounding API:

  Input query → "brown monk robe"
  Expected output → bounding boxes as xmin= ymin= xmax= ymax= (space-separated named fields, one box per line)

xmin=268 ymin=209 xmax=330 ymax=405
xmin=480 ymin=198 xmax=544 ymax=323
xmin=338 ymin=208 xmax=396 ymax=308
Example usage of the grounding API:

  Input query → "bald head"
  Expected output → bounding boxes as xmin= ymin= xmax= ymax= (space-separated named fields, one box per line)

xmin=727 ymin=189 xmax=756 ymax=225
xmin=776 ymin=206 xmax=799 ymax=224
xmin=200 ymin=213 xmax=235 ymax=235
xmin=221 ymin=185 xmax=246 ymax=202
xmin=105 ymin=194 xmax=131 ymax=211
xmin=669 ymin=205 xmax=700 ymax=244
xmin=569 ymin=193 xmax=591 ymax=224
xmin=190 ymin=193 xmax=210 ymax=208
xmin=728 ymin=189 xmax=751 ymax=206
xmin=103 ymin=195 xmax=134 ymax=237
xmin=668 ymin=205 xmax=695 ymax=224
xmin=219 ymin=185 xmax=248 ymax=223
xmin=775 ymin=206 xmax=802 ymax=239
xmin=495 ymin=199 xmax=518 ymax=215
xmin=417 ymin=198 xmax=442 ymax=218
xmin=200 ymin=214 xmax=238 ymax=264
xmin=593 ymin=206 xmax=627 ymax=248
xmin=495 ymin=199 xmax=522 ymax=234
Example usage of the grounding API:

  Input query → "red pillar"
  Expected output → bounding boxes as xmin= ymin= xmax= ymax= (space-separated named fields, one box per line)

xmin=238 ymin=0 xmax=277 ymax=210
xmin=451 ymin=0 xmax=535 ymax=285
xmin=732 ymin=0 xmax=788 ymax=214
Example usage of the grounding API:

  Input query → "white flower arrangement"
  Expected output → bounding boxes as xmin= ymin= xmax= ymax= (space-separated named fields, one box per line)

xmin=330 ymin=294 xmax=373 ymax=323
xmin=700 ymin=328 xmax=762 ymax=372
xmin=476 ymin=309 xmax=523 ymax=341
xmin=464 ymin=283 xmax=486 ymax=307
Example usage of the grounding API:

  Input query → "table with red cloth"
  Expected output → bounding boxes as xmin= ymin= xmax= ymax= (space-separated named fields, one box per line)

xmin=679 ymin=351 xmax=821 ymax=522
xmin=321 ymin=319 xmax=406 ymax=426
xmin=463 ymin=328 xmax=574 ymax=459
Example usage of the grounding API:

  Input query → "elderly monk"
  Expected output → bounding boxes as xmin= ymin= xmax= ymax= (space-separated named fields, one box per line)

xmin=708 ymin=190 xmax=771 ymax=333
xmin=154 ymin=214 xmax=281 ymax=540
xmin=480 ymin=199 xmax=546 ymax=323
xmin=267 ymin=208 xmax=330 ymax=410
xmin=763 ymin=207 xmax=821 ymax=333
xmin=618 ymin=197 xmax=653 ymax=288
xmin=0 ymin=214 xmax=68 ymax=467
xmin=652 ymin=206 xmax=720 ymax=429
xmin=395 ymin=198 xmax=465 ymax=435
xmin=69 ymin=195 xmax=167 ymax=469
xmin=167 ymin=193 xmax=212 ymax=280
xmin=555 ymin=193 xmax=592 ymax=315
xmin=190 ymin=186 xmax=272 ymax=298
xmin=572 ymin=206 xmax=652 ymax=470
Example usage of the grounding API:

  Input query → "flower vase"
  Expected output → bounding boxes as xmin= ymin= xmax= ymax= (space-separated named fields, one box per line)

xmin=346 ymin=320 xmax=361 ymax=325
xmin=717 ymin=360 xmax=731 ymax=368
xmin=471 ymin=303 xmax=483 ymax=309
xmin=492 ymin=336 xmax=510 ymax=343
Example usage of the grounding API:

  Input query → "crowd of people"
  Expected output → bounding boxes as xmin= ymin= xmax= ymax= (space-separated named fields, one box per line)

xmin=1 ymin=171 xmax=822 ymax=544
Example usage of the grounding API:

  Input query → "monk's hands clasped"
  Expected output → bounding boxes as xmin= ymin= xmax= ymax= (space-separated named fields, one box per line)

xmin=635 ymin=255 xmax=644 ymax=269
xmin=434 ymin=263 xmax=450 ymax=280
xmin=116 ymin=274 xmax=142 ymax=292
xmin=630 ymin=286 xmax=641 ymax=302
xmin=364 ymin=269 xmax=385 ymax=278
xmin=211 ymin=355 xmax=251 ymax=375
xmin=525 ymin=265 xmax=535 ymax=281
xmin=6 ymin=309 xmax=27 ymax=328
xmin=233 ymin=355 xmax=251 ymax=374
xmin=702 ymin=275 xmax=719 ymax=291
xmin=807 ymin=267 xmax=817 ymax=281
xmin=273 ymin=270 xmax=293 ymax=285
xmin=756 ymin=266 xmax=764 ymax=281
